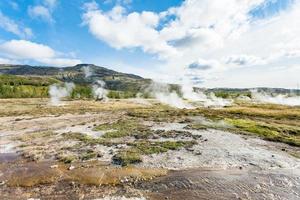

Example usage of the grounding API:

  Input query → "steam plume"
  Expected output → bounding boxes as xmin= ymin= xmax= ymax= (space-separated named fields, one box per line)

xmin=147 ymin=82 xmax=193 ymax=109
xmin=49 ymin=82 xmax=75 ymax=106
xmin=82 ymin=66 xmax=93 ymax=78
xmin=92 ymin=80 xmax=108 ymax=101
xmin=181 ymin=83 xmax=232 ymax=107
xmin=251 ymin=90 xmax=300 ymax=106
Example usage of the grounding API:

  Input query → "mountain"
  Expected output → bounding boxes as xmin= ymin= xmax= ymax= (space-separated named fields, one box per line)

xmin=0 ymin=64 xmax=151 ymax=92
xmin=0 ymin=64 xmax=298 ymax=96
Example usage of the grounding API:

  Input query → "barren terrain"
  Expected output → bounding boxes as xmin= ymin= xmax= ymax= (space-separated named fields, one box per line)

xmin=0 ymin=98 xmax=299 ymax=199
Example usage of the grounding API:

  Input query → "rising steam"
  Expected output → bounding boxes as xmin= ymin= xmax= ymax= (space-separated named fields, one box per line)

xmin=145 ymin=81 xmax=232 ymax=109
xmin=49 ymin=82 xmax=75 ymax=106
xmin=82 ymin=66 xmax=93 ymax=78
xmin=181 ymin=83 xmax=232 ymax=107
xmin=92 ymin=80 xmax=108 ymax=101
xmin=251 ymin=90 xmax=300 ymax=106
xmin=147 ymin=82 xmax=193 ymax=109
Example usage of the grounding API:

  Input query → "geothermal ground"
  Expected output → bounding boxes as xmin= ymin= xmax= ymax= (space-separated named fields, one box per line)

xmin=0 ymin=98 xmax=300 ymax=200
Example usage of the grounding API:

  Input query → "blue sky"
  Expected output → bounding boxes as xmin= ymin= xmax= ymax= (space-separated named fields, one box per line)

xmin=0 ymin=0 xmax=299 ymax=88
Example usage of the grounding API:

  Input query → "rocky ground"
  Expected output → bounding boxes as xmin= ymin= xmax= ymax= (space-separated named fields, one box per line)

xmin=0 ymin=99 xmax=299 ymax=199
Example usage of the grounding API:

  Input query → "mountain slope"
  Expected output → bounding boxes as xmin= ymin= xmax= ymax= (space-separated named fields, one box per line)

xmin=0 ymin=64 xmax=151 ymax=92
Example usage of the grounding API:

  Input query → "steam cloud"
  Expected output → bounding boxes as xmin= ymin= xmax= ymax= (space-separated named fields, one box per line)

xmin=83 ymin=66 xmax=93 ymax=78
xmin=147 ymin=82 xmax=193 ymax=109
xmin=145 ymin=82 xmax=232 ymax=109
xmin=49 ymin=82 xmax=75 ymax=106
xmin=92 ymin=80 xmax=108 ymax=101
xmin=251 ymin=90 xmax=300 ymax=106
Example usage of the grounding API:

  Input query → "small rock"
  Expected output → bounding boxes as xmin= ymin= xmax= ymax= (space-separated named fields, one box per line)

xmin=186 ymin=147 xmax=194 ymax=152
xmin=271 ymin=155 xmax=275 ymax=158
xmin=68 ymin=165 xmax=75 ymax=170
xmin=204 ymin=139 xmax=208 ymax=142
xmin=70 ymin=181 xmax=76 ymax=187
xmin=195 ymin=151 xmax=202 ymax=155
xmin=281 ymin=148 xmax=286 ymax=152
xmin=50 ymin=165 xmax=58 ymax=169
xmin=177 ymin=156 xmax=183 ymax=160
xmin=0 ymin=181 xmax=6 ymax=186
xmin=97 ymin=153 xmax=103 ymax=158
xmin=239 ymin=166 xmax=243 ymax=170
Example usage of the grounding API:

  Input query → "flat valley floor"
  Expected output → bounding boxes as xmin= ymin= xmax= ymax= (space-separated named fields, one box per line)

xmin=0 ymin=99 xmax=300 ymax=200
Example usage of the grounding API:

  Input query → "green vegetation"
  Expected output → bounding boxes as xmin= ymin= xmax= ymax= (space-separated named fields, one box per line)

xmin=0 ymin=74 xmax=145 ymax=99
xmin=107 ymin=90 xmax=137 ymax=99
xmin=58 ymin=155 xmax=76 ymax=164
xmin=225 ymin=118 xmax=300 ymax=146
xmin=128 ymin=104 xmax=300 ymax=147
xmin=112 ymin=149 xmax=142 ymax=166
xmin=0 ymin=74 xmax=61 ymax=86
xmin=80 ymin=150 xmax=98 ymax=161
xmin=94 ymin=118 xmax=152 ymax=139
xmin=112 ymin=140 xmax=196 ymax=166
xmin=62 ymin=132 xmax=112 ymax=146
xmin=131 ymin=140 xmax=196 ymax=155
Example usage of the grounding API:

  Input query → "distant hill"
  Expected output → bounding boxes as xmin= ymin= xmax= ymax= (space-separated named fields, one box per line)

xmin=0 ymin=64 xmax=151 ymax=92
xmin=0 ymin=64 xmax=298 ymax=98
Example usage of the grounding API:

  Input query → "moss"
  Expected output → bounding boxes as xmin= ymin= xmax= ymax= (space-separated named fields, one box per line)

xmin=225 ymin=118 xmax=300 ymax=147
xmin=15 ymin=131 xmax=57 ymax=142
xmin=132 ymin=140 xmax=197 ymax=155
xmin=184 ymin=124 xmax=208 ymax=130
xmin=95 ymin=118 xmax=153 ymax=139
xmin=112 ymin=149 xmax=142 ymax=166
xmin=225 ymin=119 xmax=279 ymax=137
xmin=58 ymin=155 xmax=76 ymax=164
xmin=62 ymin=132 xmax=112 ymax=146
xmin=80 ymin=151 xmax=97 ymax=161
xmin=112 ymin=140 xmax=197 ymax=166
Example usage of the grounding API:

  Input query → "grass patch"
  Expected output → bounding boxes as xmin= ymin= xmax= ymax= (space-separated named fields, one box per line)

xmin=132 ymin=140 xmax=197 ymax=155
xmin=113 ymin=140 xmax=197 ymax=166
xmin=225 ymin=118 xmax=300 ymax=146
xmin=57 ymin=154 xmax=77 ymax=163
xmin=15 ymin=131 xmax=57 ymax=142
xmin=62 ymin=132 xmax=112 ymax=146
xmin=94 ymin=118 xmax=152 ymax=139
xmin=80 ymin=150 xmax=97 ymax=161
xmin=112 ymin=149 xmax=142 ymax=166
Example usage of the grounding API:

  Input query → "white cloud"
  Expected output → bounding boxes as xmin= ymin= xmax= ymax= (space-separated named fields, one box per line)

xmin=28 ymin=0 xmax=57 ymax=23
xmin=44 ymin=0 xmax=57 ymax=9
xmin=37 ymin=58 xmax=82 ymax=66
xmin=82 ymin=4 xmax=178 ymax=59
xmin=224 ymin=55 xmax=266 ymax=66
xmin=82 ymin=0 xmax=300 ymax=88
xmin=28 ymin=5 xmax=54 ymax=23
xmin=104 ymin=0 xmax=132 ymax=6
xmin=0 ymin=40 xmax=55 ymax=59
xmin=0 ymin=57 xmax=16 ymax=64
xmin=0 ymin=11 xmax=33 ymax=38
xmin=0 ymin=40 xmax=81 ymax=67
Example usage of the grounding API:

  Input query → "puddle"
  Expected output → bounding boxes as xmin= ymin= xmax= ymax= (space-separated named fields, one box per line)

xmin=0 ymin=142 xmax=16 ymax=154
xmin=0 ymin=161 xmax=167 ymax=187
xmin=139 ymin=168 xmax=300 ymax=200
xmin=0 ymin=153 xmax=19 ymax=163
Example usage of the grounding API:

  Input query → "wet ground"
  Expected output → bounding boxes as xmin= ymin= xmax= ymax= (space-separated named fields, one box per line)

xmin=142 ymin=168 xmax=300 ymax=200
xmin=0 ymin=99 xmax=299 ymax=199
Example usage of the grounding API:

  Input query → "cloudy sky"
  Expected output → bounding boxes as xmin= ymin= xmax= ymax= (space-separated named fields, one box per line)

xmin=0 ymin=0 xmax=299 ymax=89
